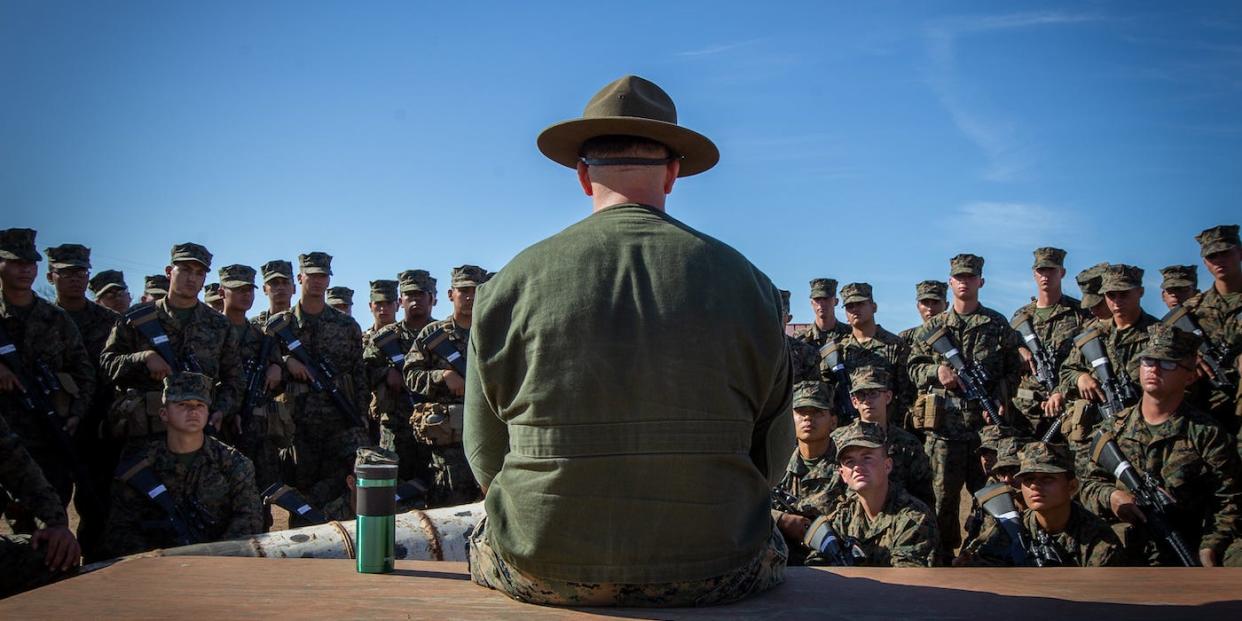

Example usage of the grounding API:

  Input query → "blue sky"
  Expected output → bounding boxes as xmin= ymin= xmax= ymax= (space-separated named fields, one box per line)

xmin=3 ymin=1 xmax=1238 ymax=329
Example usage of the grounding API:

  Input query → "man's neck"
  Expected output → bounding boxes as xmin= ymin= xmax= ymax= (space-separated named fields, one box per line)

xmin=300 ymin=296 xmax=325 ymax=314
xmin=453 ymin=313 xmax=471 ymax=329
xmin=225 ymin=308 xmax=248 ymax=326
xmin=166 ymin=430 xmax=205 ymax=454
xmin=592 ymin=191 xmax=666 ymax=213
xmin=798 ymin=438 xmax=831 ymax=461
xmin=1215 ymin=270 xmax=1242 ymax=295
xmin=1034 ymin=503 xmax=1072 ymax=534
xmin=268 ymin=301 xmax=290 ymax=315
xmin=166 ymin=293 xmax=197 ymax=310
xmin=851 ymin=320 xmax=877 ymax=340
xmin=1114 ymin=310 xmax=1141 ymax=330
xmin=2 ymin=288 xmax=34 ymax=307
xmin=953 ymin=298 xmax=980 ymax=314
xmin=858 ymin=411 xmax=888 ymax=427
xmin=1139 ymin=393 xmax=1180 ymax=425
xmin=857 ymin=484 xmax=888 ymax=520
xmin=1036 ymin=288 xmax=1062 ymax=308
xmin=816 ymin=316 xmax=837 ymax=331
xmin=56 ymin=294 xmax=87 ymax=312
xmin=403 ymin=314 xmax=431 ymax=332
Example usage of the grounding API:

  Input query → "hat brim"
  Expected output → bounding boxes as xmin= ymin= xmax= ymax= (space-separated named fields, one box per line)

xmin=841 ymin=295 xmax=871 ymax=305
xmin=0 ymin=250 xmax=42 ymax=262
xmin=1099 ymin=282 xmax=1139 ymax=294
xmin=302 ymin=267 xmax=331 ymax=275
xmin=50 ymin=260 xmax=90 ymax=270
xmin=951 ymin=268 xmax=981 ymax=277
xmin=221 ymin=280 xmax=255 ymax=290
xmin=537 ymin=116 xmax=719 ymax=178
xmin=793 ymin=399 xmax=833 ymax=411
xmin=1162 ymin=279 xmax=1195 ymax=289
xmin=1017 ymin=465 xmax=1070 ymax=478
xmin=1200 ymin=241 xmax=1238 ymax=257
xmin=1081 ymin=293 xmax=1102 ymax=308
xmin=1032 ymin=261 xmax=1062 ymax=269
xmin=94 ymin=283 xmax=125 ymax=295
xmin=916 ymin=293 xmax=945 ymax=302
xmin=838 ymin=440 xmax=884 ymax=452
xmin=262 ymin=273 xmax=293 ymax=283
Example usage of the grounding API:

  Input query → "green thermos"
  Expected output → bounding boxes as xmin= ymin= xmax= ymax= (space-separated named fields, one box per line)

xmin=355 ymin=461 xmax=397 ymax=574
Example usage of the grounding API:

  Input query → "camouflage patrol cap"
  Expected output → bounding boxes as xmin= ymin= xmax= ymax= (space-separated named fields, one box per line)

xmin=369 ymin=279 xmax=399 ymax=303
xmin=993 ymin=437 xmax=1022 ymax=471
xmin=1138 ymin=324 xmax=1201 ymax=362
xmin=848 ymin=366 xmax=889 ymax=393
xmin=144 ymin=274 xmax=170 ymax=296
xmin=219 ymin=264 xmax=257 ymax=289
xmin=89 ymin=269 xmax=126 ymax=295
xmin=1076 ymin=262 xmax=1109 ymax=308
xmin=0 ymin=228 xmax=41 ymax=262
xmin=355 ymin=446 xmax=399 ymax=468
xmin=977 ymin=425 xmax=1005 ymax=455
xmin=1016 ymin=442 xmax=1076 ymax=478
xmin=203 ymin=283 xmax=223 ymax=303
xmin=163 ymin=371 xmax=213 ymax=406
xmin=1195 ymin=224 xmax=1240 ymax=257
xmin=327 ymin=286 xmax=354 ymax=306
xmin=398 ymin=269 xmax=437 ymax=294
xmin=809 ymin=278 xmax=838 ymax=299
xmin=170 ymin=242 xmax=212 ymax=268
xmin=260 ymin=260 xmax=294 ymax=283
xmin=915 ymin=280 xmax=947 ymax=302
xmin=299 ymin=252 xmax=333 ymax=275
xmin=835 ymin=421 xmax=887 ymax=452
xmin=949 ymin=253 xmax=985 ymax=277
xmin=840 ymin=282 xmax=873 ymax=305
xmin=1160 ymin=265 xmax=1197 ymax=290
xmin=45 ymin=244 xmax=91 ymax=269
xmin=1032 ymin=247 xmax=1066 ymax=269
xmin=792 ymin=381 xmax=834 ymax=411
xmin=451 ymin=265 xmax=490 ymax=288
xmin=779 ymin=289 xmax=792 ymax=315
xmin=1098 ymin=264 xmax=1144 ymax=294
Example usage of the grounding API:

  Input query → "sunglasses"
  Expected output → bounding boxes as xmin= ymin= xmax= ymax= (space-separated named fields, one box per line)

xmin=1139 ymin=357 xmax=1193 ymax=372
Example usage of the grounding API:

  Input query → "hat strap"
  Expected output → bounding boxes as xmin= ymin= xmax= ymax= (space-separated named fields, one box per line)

xmin=581 ymin=156 xmax=677 ymax=167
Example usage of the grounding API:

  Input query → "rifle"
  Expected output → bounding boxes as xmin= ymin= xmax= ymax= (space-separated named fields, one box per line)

xmin=1011 ymin=315 xmax=1069 ymax=442
xmin=818 ymin=341 xmax=859 ymax=420
xmin=236 ymin=333 xmax=275 ymax=454
xmin=264 ymin=314 xmax=363 ymax=429
xmin=0 ymin=323 xmax=106 ymax=519
xmin=925 ymin=328 xmax=1005 ymax=425
xmin=973 ymin=482 xmax=1064 ymax=566
xmin=372 ymin=330 xmax=424 ymax=410
xmin=118 ymin=455 xmax=207 ymax=546
xmin=123 ymin=303 xmax=215 ymax=436
xmin=1089 ymin=432 xmax=1201 ymax=567
xmin=771 ymin=487 xmax=864 ymax=566
xmin=262 ymin=482 xmax=330 ymax=524
xmin=1162 ymin=306 xmax=1237 ymax=393
xmin=1071 ymin=329 xmax=1137 ymax=423
xmin=420 ymin=327 xmax=466 ymax=377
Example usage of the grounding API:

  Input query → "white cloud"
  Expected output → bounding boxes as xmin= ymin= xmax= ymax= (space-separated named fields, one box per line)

xmin=676 ymin=38 xmax=764 ymax=58
xmin=954 ymin=201 xmax=1075 ymax=246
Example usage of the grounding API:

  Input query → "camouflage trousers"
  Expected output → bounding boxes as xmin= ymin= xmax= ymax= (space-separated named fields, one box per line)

xmin=380 ymin=414 xmax=431 ymax=485
xmin=468 ymin=516 xmax=788 ymax=607
xmin=0 ymin=534 xmax=76 ymax=598
xmin=925 ymin=433 xmax=986 ymax=562
xmin=285 ymin=415 xmax=368 ymax=526
xmin=427 ymin=444 xmax=481 ymax=508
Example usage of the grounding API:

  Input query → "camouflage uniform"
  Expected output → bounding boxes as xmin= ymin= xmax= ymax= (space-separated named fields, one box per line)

xmin=362 ymin=270 xmax=437 ymax=484
xmin=143 ymin=274 xmax=169 ymax=301
xmin=327 ymin=286 xmax=354 ymax=315
xmin=360 ymin=280 xmax=399 ymax=443
xmin=46 ymin=243 xmax=120 ymax=560
xmin=251 ymin=259 xmax=294 ymax=330
xmin=833 ymin=366 xmax=932 ymax=507
xmin=780 ymin=289 xmax=820 ymax=382
xmin=906 ymin=254 xmax=1024 ymax=556
xmin=833 ymin=283 xmax=911 ymax=410
xmin=404 ymin=265 xmax=489 ymax=507
xmin=203 ymin=283 xmax=223 ymax=310
xmin=959 ymin=443 xmax=1122 ymax=567
xmin=957 ymin=430 xmax=1023 ymax=558
xmin=1075 ymin=263 xmax=1111 ymax=328
xmin=0 ymin=230 xmax=95 ymax=511
xmin=1183 ymin=225 xmax=1241 ymax=451
xmin=320 ymin=446 xmax=425 ymax=520
xmin=1080 ymin=325 xmax=1242 ymax=566
xmin=1010 ymin=248 xmax=1090 ymax=436
xmin=827 ymin=423 xmax=938 ymax=567
xmin=272 ymin=253 xmax=370 ymax=518
xmin=897 ymin=280 xmax=947 ymax=423
xmin=773 ymin=382 xmax=844 ymax=565
xmin=104 ymin=372 xmax=262 ymax=557
xmin=88 ymin=269 xmax=130 ymax=314
xmin=0 ymin=412 xmax=76 ymax=597
xmin=100 ymin=244 xmax=242 ymax=446
xmin=795 ymin=278 xmax=850 ymax=356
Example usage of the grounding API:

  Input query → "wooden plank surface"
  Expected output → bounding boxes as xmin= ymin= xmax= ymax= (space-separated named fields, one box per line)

xmin=3 ymin=557 xmax=1240 ymax=620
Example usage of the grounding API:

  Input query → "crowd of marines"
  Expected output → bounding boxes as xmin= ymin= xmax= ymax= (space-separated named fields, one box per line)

xmin=0 ymin=221 xmax=1239 ymax=597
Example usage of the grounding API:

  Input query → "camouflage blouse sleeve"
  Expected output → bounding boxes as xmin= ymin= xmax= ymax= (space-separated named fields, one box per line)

xmin=56 ymin=311 xmax=95 ymax=421
xmin=210 ymin=321 xmax=244 ymax=417
xmin=360 ymin=326 xmax=393 ymax=390
xmin=1081 ymin=529 xmax=1124 ymax=567
xmin=0 ymin=418 xmax=68 ymax=528
xmin=1058 ymin=338 xmax=1088 ymax=400
xmin=904 ymin=324 xmax=941 ymax=394
xmin=886 ymin=507 xmax=939 ymax=568
xmin=1194 ymin=422 xmax=1242 ymax=557
xmin=104 ymin=477 xmax=150 ymax=557
xmin=403 ymin=324 xmax=452 ymax=402
xmin=100 ymin=319 xmax=152 ymax=385
xmin=344 ymin=320 xmax=370 ymax=422
xmin=221 ymin=454 xmax=263 ymax=540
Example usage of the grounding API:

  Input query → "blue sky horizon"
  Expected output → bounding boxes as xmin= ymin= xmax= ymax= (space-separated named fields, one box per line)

xmin=4 ymin=1 xmax=1238 ymax=329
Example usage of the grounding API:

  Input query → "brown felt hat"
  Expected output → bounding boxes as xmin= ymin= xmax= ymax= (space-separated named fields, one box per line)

xmin=537 ymin=75 xmax=719 ymax=177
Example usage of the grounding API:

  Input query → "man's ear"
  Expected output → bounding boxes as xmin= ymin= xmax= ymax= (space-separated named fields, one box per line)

xmin=577 ymin=161 xmax=593 ymax=196
xmin=663 ymin=160 xmax=679 ymax=194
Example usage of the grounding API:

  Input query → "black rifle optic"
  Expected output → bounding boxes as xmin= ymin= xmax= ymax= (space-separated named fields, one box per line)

xmin=818 ymin=341 xmax=859 ymax=420
xmin=0 ymin=323 xmax=105 ymax=520
xmin=124 ymin=303 xmax=216 ymax=435
xmin=420 ymin=327 xmax=466 ymax=377
xmin=925 ymin=328 xmax=1005 ymax=425
xmin=1071 ymin=329 xmax=1137 ymax=422
xmin=1089 ymin=432 xmax=1200 ymax=567
xmin=264 ymin=314 xmax=363 ymax=429
xmin=236 ymin=333 xmax=275 ymax=455
xmin=372 ymin=330 xmax=425 ymax=410
xmin=1162 ymin=306 xmax=1237 ymax=393
xmin=771 ymin=487 xmax=865 ymax=566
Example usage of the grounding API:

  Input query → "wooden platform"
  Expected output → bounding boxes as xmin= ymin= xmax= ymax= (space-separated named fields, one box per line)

xmin=3 ymin=557 xmax=1241 ymax=619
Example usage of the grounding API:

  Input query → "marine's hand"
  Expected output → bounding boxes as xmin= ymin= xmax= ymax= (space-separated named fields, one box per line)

xmin=264 ymin=363 xmax=283 ymax=390
xmin=144 ymin=351 xmax=172 ymax=381
xmin=443 ymin=369 xmax=465 ymax=396
xmin=32 ymin=526 xmax=80 ymax=571
xmin=386 ymin=368 xmax=403 ymax=392
xmin=776 ymin=512 xmax=810 ymax=542
xmin=0 ymin=361 xmax=24 ymax=393
xmin=1109 ymin=489 xmax=1145 ymax=525
xmin=1076 ymin=373 xmax=1104 ymax=403
xmin=1200 ymin=548 xmax=1217 ymax=567
xmin=209 ymin=410 xmax=224 ymax=430
xmin=64 ymin=415 xmax=80 ymax=436
xmin=286 ymin=357 xmax=310 ymax=382
xmin=1018 ymin=347 xmax=1036 ymax=376
xmin=1042 ymin=393 xmax=1066 ymax=418
xmin=937 ymin=365 xmax=960 ymax=390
